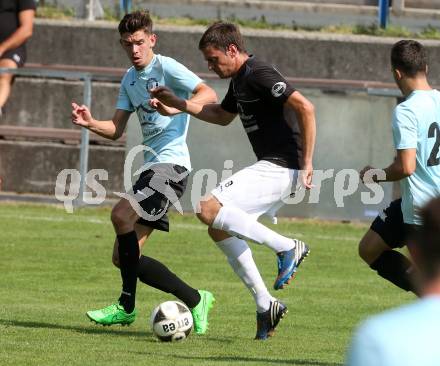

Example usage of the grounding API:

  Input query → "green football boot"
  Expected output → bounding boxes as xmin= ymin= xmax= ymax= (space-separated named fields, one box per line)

xmin=191 ymin=290 xmax=215 ymax=335
xmin=86 ymin=303 xmax=137 ymax=326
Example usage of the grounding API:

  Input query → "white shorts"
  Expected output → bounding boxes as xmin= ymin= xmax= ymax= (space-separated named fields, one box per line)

xmin=211 ymin=160 xmax=299 ymax=220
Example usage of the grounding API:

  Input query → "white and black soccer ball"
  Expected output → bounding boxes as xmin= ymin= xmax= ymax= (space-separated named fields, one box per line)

xmin=150 ymin=301 xmax=193 ymax=342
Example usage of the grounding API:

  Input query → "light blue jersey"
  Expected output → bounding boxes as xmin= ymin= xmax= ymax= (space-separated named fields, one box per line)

xmin=392 ymin=89 xmax=440 ymax=224
xmin=346 ymin=296 xmax=440 ymax=366
xmin=116 ymin=54 xmax=202 ymax=171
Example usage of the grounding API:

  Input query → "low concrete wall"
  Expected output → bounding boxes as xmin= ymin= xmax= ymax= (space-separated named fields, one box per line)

xmin=0 ymin=141 xmax=125 ymax=194
xmin=2 ymin=78 xmax=119 ymax=129
xmin=28 ymin=20 xmax=440 ymax=84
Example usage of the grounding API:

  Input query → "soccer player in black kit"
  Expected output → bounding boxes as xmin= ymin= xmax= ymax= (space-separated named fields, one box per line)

xmin=151 ymin=21 xmax=316 ymax=340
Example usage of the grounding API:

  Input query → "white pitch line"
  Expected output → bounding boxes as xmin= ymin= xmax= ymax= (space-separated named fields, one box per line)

xmin=0 ymin=212 xmax=106 ymax=224
xmin=283 ymin=231 xmax=359 ymax=242
xmin=0 ymin=212 xmax=360 ymax=242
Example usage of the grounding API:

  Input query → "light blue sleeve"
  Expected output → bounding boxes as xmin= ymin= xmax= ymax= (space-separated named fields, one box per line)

xmin=116 ymin=77 xmax=135 ymax=112
xmin=346 ymin=321 xmax=382 ymax=366
xmin=162 ymin=57 xmax=203 ymax=94
xmin=392 ymin=105 xmax=418 ymax=150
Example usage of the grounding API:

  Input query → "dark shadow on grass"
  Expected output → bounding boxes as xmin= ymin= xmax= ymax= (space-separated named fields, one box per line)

xmin=135 ymin=352 xmax=343 ymax=365
xmin=0 ymin=319 xmax=154 ymax=339
xmin=0 ymin=319 xmax=235 ymax=344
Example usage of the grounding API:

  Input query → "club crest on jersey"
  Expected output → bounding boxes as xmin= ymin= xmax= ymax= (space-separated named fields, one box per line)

xmin=147 ymin=78 xmax=160 ymax=91
xmin=271 ymin=82 xmax=286 ymax=97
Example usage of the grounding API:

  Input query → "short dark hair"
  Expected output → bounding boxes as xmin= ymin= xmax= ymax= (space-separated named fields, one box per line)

xmin=118 ymin=10 xmax=153 ymax=35
xmin=391 ymin=40 xmax=427 ymax=77
xmin=199 ymin=21 xmax=246 ymax=53
xmin=418 ymin=197 xmax=440 ymax=281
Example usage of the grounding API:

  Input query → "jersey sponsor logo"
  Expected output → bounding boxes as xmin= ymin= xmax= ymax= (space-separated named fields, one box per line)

xmin=237 ymin=102 xmax=256 ymax=123
xmin=136 ymin=101 xmax=156 ymax=114
xmin=141 ymin=125 xmax=163 ymax=138
xmin=271 ymin=82 xmax=286 ymax=97
xmin=245 ymin=125 xmax=259 ymax=133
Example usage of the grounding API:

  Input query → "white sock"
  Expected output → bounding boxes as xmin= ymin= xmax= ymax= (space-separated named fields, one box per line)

xmin=216 ymin=237 xmax=274 ymax=312
xmin=212 ymin=205 xmax=295 ymax=253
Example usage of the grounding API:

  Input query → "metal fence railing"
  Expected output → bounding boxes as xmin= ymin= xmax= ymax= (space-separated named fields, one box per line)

xmin=0 ymin=67 xmax=93 ymax=207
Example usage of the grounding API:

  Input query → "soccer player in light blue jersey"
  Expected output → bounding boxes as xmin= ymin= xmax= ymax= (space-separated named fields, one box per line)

xmin=347 ymin=198 xmax=440 ymax=366
xmin=359 ymin=40 xmax=440 ymax=294
xmin=71 ymin=10 xmax=217 ymax=333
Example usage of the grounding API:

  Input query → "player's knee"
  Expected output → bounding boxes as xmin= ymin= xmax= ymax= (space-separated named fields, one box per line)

xmin=196 ymin=199 xmax=218 ymax=225
xmin=111 ymin=206 xmax=129 ymax=229
xmin=0 ymin=73 xmax=12 ymax=82
xmin=358 ymin=236 xmax=378 ymax=265
xmin=207 ymin=226 xmax=216 ymax=238
xmin=196 ymin=210 xmax=208 ymax=225
xmin=208 ymin=226 xmax=230 ymax=242
xmin=0 ymin=73 xmax=13 ymax=86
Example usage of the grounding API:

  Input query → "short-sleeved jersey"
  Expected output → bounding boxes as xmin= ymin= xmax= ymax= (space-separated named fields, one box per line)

xmin=0 ymin=0 xmax=36 ymax=42
xmin=220 ymin=56 xmax=302 ymax=169
xmin=346 ymin=296 xmax=440 ymax=366
xmin=392 ymin=89 xmax=440 ymax=225
xmin=117 ymin=54 xmax=202 ymax=171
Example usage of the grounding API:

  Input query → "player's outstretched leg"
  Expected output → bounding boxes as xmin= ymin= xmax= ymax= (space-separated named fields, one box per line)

xmin=190 ymin=290 xmax=215 ymax=334
xmin=255 ymin=300 xmax=288 ymax=340
xmin=86 ymin=303 xmax=137 ymax=326
xmin=209 ymin=204 xmax=310 ymax=290
xmin=274 ymin=239 xmax=310 ymax=290
xmin=135 ymin=255 xmax=215 ymax=334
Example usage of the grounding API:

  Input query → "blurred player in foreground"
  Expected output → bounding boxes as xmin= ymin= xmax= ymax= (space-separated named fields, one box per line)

xmin=347 ymin=197 xmax=440 ymax=366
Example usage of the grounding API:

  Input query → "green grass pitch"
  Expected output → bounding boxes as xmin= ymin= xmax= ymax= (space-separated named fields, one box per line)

xmin=0 ymin=203 xmax=413 ymax=366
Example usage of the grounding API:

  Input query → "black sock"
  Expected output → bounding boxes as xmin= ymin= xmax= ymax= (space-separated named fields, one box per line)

xmin=137 ymin=255 xmax=201 ymax=308
xmin=370 ymin=250 xmax=415 ymax=293
xmin=117 ymin=231 xmax=139 ymax=313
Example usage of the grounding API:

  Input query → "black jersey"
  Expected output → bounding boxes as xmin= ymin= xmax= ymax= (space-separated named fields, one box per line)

xmin=221 ymin=56 xmax=302 ymax=169
xmin=0 ymin=0 xmax=36 ymax=42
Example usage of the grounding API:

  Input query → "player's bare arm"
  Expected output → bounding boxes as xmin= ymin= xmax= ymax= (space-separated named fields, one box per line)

xmin=0 ymin=9 xmax=34 ymax=56
xmin=286 ymin=90 xmax=316 ymax=189
xmin=150 ymin=82 xmax=217 ymax=116
xmin=189 ymin=82 xmax=218 ymax=105
xmin=360 ymin=149 xmax=416 ymax=183
xmin=182 ymin=102 xmax=235 ymax=126
xmin=71 ymin=102 xmax=130 ymax=140
xmin=151 ymin=86 xmax=235 ymax=126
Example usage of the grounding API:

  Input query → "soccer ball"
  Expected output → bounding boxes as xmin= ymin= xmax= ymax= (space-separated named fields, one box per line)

xmin=150 ymin=300 xmax=193 ymax=342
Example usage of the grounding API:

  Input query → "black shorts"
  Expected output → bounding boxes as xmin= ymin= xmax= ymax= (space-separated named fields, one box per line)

xmin=1 ymin=45 xmax=26 ymax=67
xmin=370 ymin=198 xmax=419 ymax=248
xmin=132 ymin=163 xmax=188 ymax=232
